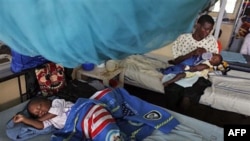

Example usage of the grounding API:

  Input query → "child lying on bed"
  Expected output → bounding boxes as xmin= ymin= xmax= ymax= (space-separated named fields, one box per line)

xmin=9 ymin=96 xmax=123 ymax=141
xmin=10 ymin=89 xmax=178 ymax=141
xmin=8 ymin=88 xmax=205 ymax=141
xmin=161 ymin=50 xmax=223 ymax=87
xmin=13 ymin=97 xmax=74 ymax=130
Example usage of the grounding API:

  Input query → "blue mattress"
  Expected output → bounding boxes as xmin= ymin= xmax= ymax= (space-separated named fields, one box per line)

xmin=221 ymin=51 xmax=250 ymax=72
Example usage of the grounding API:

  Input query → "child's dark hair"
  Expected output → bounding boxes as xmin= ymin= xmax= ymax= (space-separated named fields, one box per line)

xmin=214 ymin=54 xmax=223 ymax=66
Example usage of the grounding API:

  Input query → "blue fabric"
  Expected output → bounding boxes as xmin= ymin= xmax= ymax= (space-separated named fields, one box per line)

xmin=162 ymin=56 xmax=203 ymax=74
xmin=6 ymin=110 xmax=56 ymax=141
xmin=11 ymin=49 xmax=48 ymax=73
xmin=221 ymin=51 xmax=247 ymax=64
xmin=0 ymin=0 xmax=211 ymax=68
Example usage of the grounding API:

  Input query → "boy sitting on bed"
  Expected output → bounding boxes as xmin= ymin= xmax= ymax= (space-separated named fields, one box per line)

xmin=161 ymin=48 xmax=223 ymax=87
xmin=13 ymin=97 xmax=74 ymax=130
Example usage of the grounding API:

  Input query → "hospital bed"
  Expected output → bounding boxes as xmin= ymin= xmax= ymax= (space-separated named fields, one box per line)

xmin=120 ymin=53 xmax=250 ymax=117
xmin=0 ymin=92 xmax=223 ymax=141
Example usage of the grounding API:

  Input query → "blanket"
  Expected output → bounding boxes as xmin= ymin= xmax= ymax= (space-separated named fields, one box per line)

xmin=51 ymin=98 xmax=120 ymax=141
xmin=52 ymin=88 xmax=179 ymax=141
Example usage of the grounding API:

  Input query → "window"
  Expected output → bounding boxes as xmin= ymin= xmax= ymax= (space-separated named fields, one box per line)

xmin=212 ymin=0 xmax=237 ymax=13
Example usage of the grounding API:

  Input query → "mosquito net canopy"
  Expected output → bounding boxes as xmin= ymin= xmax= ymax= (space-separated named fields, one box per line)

xmin=0 ymin=0 xmax=213 ymax=67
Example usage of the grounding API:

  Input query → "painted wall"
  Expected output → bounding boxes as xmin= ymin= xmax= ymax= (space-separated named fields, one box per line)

xmin=0 ymin=76 xmax=25 ymax=111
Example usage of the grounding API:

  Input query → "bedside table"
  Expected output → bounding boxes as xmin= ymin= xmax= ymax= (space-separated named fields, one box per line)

xmin=76 ymin=67 xmax=124 ymax=87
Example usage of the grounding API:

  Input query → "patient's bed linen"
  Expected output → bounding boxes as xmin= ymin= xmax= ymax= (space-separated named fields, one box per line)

xmin=200 ymin=74 xmax=250 ymax=116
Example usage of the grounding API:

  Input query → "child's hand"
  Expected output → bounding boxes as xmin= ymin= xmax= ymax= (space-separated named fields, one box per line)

xmin=13 ymin=114 xmax=25 ymax=123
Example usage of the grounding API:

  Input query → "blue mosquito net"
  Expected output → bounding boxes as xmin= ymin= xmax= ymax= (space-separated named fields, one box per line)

xmin=0 ymin=0 xmax=212 ymax=68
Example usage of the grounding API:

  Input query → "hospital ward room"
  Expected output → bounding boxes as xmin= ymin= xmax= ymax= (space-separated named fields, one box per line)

xmin=1 ymin=0 xmax=250 ymax=141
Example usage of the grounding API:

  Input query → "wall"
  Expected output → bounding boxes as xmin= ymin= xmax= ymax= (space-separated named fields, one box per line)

xmin=0 ymin=76 xmax=25 ymax=111
xmin=219 ymin=23 xmax=234 ymax=50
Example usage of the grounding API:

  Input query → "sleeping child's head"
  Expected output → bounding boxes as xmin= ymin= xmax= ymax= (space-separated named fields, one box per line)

xmin=209 ymin=53 xmax=223 ymax=66
xmin=27 ymin=97 xmax=52 ymax=118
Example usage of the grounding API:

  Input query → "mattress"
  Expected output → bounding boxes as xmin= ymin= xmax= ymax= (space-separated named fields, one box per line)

xmin=0 ymin=98 xmax=223 ymax=141
xmin=199 ymin=74 xmax=250 ymax=116
xmin=226 ymin=69 xmax=250 ymax=79
xmin=220 ymin=51 xmax=250 ymax=72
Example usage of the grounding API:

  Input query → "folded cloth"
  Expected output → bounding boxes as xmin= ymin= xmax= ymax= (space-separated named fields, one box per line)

xmin=6 ymin=109 xmax=56 ymax=141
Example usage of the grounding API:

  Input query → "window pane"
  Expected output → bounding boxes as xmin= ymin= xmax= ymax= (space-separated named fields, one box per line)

xmin=212 ymin=0 xmax=237 ymax=13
